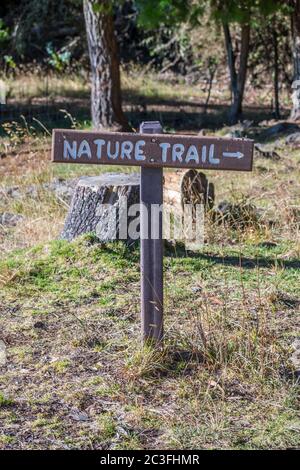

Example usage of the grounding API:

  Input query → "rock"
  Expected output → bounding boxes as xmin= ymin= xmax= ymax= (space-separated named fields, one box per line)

xmin=69 ymin=411 xmax=89 ymax=422
xmin=191 ymin=286 xmax=202 ymax=293
xmin=223 ymin=120 xmax=253 ymax=138
xmin=292 ymin=339 xmax=300 ymax=350
xmin=287 ymin=422 xmax=300 ymax=432
xmin=260 ymin=122 xmax=300 ymax=141
xmin=270 ymin=291 xmax=299 ymax=309
xmin=291 ymin=351 xmax=300 ymax=379
xmin=1 ymin=186 xmax=21 ymax=199
xmin=285 ymin=132 xmax=300 ymax=147
xmin=44 ymin=178 xmax=78 ymax=204
xmin=0 ymin=340 xmax=7 ymax=366
xmin=1 ymin=178 xmax=78 ymax=204
xmin=0 ymin=212 xmax=24 ymax=227
xmin=164 ymin=169 xmax=215 ymax=213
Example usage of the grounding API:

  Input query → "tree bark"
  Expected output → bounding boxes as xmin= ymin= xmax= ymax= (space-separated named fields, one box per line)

xmin=273 ymin=27 xmax=281 ymax=119
xmin=164 ymin=170 xmax=214 ymax=214
xmin=223 ymin=22 xmax=250 ymax=124
xmin=291 ymin=0 xmax=300 ymax=120
xmin=61 ymin=174 xmax=140 ymax=242
xmin=83 ymin=0 xmax=130 ymax=131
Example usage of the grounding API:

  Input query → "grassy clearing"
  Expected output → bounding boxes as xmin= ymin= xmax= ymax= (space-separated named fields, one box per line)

xmin=0 ymin=71 xmax=299 ymax=449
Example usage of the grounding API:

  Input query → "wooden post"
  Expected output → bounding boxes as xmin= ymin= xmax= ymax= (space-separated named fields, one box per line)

xmin=139 ymin=121 xmax=164 ymax=345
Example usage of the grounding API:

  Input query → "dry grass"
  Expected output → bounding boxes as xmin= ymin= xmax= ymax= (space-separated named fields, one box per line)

xmin=6 ymin=72 xmax=88 ymax=105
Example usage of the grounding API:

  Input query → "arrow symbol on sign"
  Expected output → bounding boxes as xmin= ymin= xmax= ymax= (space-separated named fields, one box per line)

xmin=223 ymin=151 xmax=244 ymax=159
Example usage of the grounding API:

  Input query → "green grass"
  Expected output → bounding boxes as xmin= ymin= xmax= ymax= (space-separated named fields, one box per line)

xmin=0 ymin=393 xmax=13 ymax=407
xmin=1 ymin=237 xmax=298 ymax=308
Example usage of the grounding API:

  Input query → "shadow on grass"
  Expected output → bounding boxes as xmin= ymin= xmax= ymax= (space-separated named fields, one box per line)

xmin=123 ymin=87 xmax=289 ymax=129
xmin=95 ymin=241 xmax=300 ymax=271
xmin=166 ymin=247 xmax=300 ymax=270
xmin=0 ymin=90 xmax=290 ymax=136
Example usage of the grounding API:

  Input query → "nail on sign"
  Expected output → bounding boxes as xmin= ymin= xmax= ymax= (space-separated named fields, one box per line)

xmin=52 ymin=129 xmax=254 ymax=171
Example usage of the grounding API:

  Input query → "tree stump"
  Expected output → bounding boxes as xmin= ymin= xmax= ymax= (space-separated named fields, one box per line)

xmin=61 ymin=170 xmax=215 ymax=245
xmin=61 ymin=173 xmax=140 ymax=242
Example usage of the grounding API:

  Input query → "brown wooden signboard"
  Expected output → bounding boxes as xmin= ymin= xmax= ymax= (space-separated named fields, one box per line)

xmin=52 ymin=121 xmax=254 ymax=346
xmin=52 ymin=129 xmax=254 ymax=172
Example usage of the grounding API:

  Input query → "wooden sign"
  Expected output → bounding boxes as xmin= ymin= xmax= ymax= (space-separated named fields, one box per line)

xmin=52 ymin=121 xmax=254 ymax=346
xmin=52 ymin=129 xmax=254 ymax=172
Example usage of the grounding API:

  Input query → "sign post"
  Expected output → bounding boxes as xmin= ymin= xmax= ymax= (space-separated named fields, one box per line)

xmin=52 ymin=122 xmax=254 ymax=346
xmin=139 ymin=121 xmax=164 ymax=344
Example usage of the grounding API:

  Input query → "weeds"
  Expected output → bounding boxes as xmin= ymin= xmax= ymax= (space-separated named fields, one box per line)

xmin=125 ymin=344 xmax=168 ymax=380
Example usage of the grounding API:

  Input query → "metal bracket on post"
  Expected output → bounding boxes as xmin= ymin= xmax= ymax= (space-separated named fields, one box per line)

xmin=139 ymin=121 xmax=164 ymax=345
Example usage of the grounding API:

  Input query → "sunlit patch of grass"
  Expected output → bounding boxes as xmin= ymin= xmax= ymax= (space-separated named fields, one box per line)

xmin=47 ymin=359 xmax=71 ymax=374
xmin=96 ymin=413 xmax=117 ymax=441
xmin=31 ymin=415 xmax=62 ymax=431
xmin=114 ymin=433 xmax=144 ymax=450
xmin=7 ymin=71 xmax=89 ymax=102
xmin=124 ymin=343 xmax=168 ymax=380
xmin=0 ymin=435 xmax=16 ymax=447
xmin=247 ymin=411 xmax=300 ymax=450
xmin=0 ymin=393 xmax=13 ymax=407
xmin=96 ymin=381 xmax=122 ymax=400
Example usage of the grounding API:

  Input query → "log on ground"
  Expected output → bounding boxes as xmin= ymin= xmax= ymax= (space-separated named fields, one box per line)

xmin=163 ymin=169 xmax=215 ymax=213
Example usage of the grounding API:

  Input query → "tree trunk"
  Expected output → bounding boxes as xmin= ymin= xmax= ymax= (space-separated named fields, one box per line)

xmin=61 ymin=174 xmax=140 ymax=243
xmin=273 ymin=27 xmax=281 ymax=119
xmin=291 ymin=0 xmax=300 ymax=120
xmin=83 ymin=0 xmax=130 ymax=131
xmin=223 ymin=22 xmax=250 ymax=124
